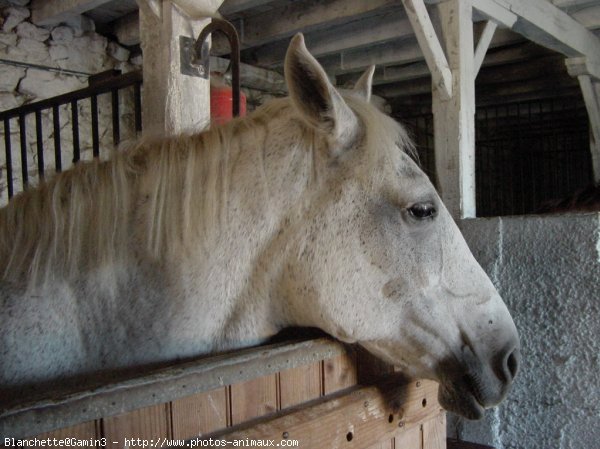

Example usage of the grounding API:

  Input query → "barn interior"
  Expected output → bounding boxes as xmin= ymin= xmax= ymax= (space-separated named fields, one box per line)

xmin=0 ymin=1 xmax=598 ymax=448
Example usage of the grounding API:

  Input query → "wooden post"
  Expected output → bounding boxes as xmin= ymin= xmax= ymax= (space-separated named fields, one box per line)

xmin=576 ymin=75 xmax=600 ymax=182
xmin=409 ymin=0 xmax=476 ymax=218
xmin=566 ymin=57 xmax=600 ymax=183
xmin=138 ymin=0 xmax=222 ymax=136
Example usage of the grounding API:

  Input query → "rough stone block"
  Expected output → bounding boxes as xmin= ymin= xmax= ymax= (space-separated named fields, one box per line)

xmin=2 ymin=6 xmax=29 ymax=32
xmin=15 ymin=36 xmax=50 ymax=64
xmin=0 ymin=91 xmax=24 ymax=110
xmin=0 ymin=64 xmax=25 ymax=92
xmin=49 ymin=43 xmax=69 ymax=61
xmin=0 ymin=31 xmax=17 ymax=46
xmin=19 ymin=69 xmax=85 ymax=99
xmin=50 ymin=26 xmax=74 ymax=43
xmin=108 ymin=41 xmax=130 ymax=62
xmin=15 ymin=20 xmax=49 ymax=41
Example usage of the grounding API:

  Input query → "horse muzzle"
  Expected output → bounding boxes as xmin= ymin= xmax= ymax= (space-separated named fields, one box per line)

xmin=437 ymin=338 xmax=521 ymax=420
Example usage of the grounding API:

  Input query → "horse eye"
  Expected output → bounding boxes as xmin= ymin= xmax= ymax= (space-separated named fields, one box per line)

xmin=408 ymin=203 xmax=437 ymax=220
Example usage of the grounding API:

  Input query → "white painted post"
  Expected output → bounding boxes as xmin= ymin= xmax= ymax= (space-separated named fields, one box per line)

xmin=577 ymin=75 xmax=600 ymax=182
xmin=566 ymin=57 xmax=600 ymax=183
xmin=432 ymin=0 xmax=476 ymax=218
xmin=138 ymin=0 xmax=222 ymax=136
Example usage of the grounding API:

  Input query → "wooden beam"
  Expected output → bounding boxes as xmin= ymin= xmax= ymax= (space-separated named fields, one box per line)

xmin=206 ymin=380 xmax=443 ymax=448
xmin=0 ymin=339 xmax=345 ymax=438
xmin=551 ymin=0 xmax=599 ymax=11
xmin=247 ymin=9 xmax=415 ymax=68
xmin=235 ymin=0 xmax=397 ymax=50
xmin=321 ymin=21 xmax=523 ymax=76
xmin=210 ymin=56 xmax=287 ymax=93
xmin=335 ymin=29 xmax=530 ymax=86
xmin=471 ymin=0 xmax=600 ymax=78
xmin=31 ymin=0 xmax=112 ymax=26
xmin=402 ymin=0 xmax=452 ymax=99
xmin=468 ymin=0 xmax=518 ymax=28
xmin=433 ymin=0 xmax=477 ymax=218
xmin=219 ymin=0 xmax=276 ymax=16
xmin=573 ymin=72 xmax=600 ymax=181
xmin=571 ymin=6 xmax=600 ymax=31
xmin=374 ymin=53 xmax=572 ymax=100
xmin=474 ymin=20 xmax=497 ymax=76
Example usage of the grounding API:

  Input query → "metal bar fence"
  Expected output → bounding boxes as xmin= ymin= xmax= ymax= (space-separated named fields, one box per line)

xmin=0 ymin=70 xmax=142 ymax=205
xmin=400 ymin=97 xmax=592 ymax=216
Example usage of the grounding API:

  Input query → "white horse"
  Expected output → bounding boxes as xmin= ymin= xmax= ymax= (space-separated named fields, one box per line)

xmin=0 ymin=34 xmax=519 ymax=419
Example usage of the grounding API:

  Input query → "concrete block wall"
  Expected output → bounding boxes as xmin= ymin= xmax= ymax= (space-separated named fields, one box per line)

xmin=454 ymin=213 xmax=600 ymax=449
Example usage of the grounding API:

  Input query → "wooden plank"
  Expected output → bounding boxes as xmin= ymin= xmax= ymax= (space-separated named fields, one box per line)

xmin=365 ymin=439 xmax=394 ymax=449
xmin=205 ymin=380 xmax=440 ymax=449
xmin=35 ymin=421 xmax=98 ymax=438
xmin=219 ymin=0 xmax=275 ymax=16
xmin=229 ymin=0 xmax=397 ymax=49
xmin=402 ymin=0 xmax=453 ymax=99
xmin=230 ymin=374 xmax=278 ymax=424
xmin=0 ymin=338 xmax=344 ymax=438
xmin=422 ymin=413 xmax=446 ymax=449
xmin=251 ymin=9 xmax=417 ymax=68
xmin=171 ymin=388 xmax=228 ymax=439
xmin=102 ymin=404 xmax=169 ymax=448
xmin=474 ymin=21 xmax=498 ymax=76
xmin=394 ymin=422 xmax=422 ymax=449
xmin=31 ymin=0 xmax=113 ymax=26
xmin=279 ymin=362 xmax=322 ymax=409
xmin=323 ymin=351 xmax=358 ymax=394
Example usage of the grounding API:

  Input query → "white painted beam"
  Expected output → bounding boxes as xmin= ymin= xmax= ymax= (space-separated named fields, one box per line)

xmin=427 ymin=0 xmax=600 ymax=78
xmin=31 ymin=0 xmax=112 ymax=26
xmin=469 ymin=0 xmax=517 ymax=28
xmin=432 ymin=0 xmax=477 ymax=218
xmin=402 ymin=0 xmax=452 ymax=99
xmin=138 ymin=0 xmax=222 ymax=135
xmin=474 ymin=20 xmax=497 ymax=76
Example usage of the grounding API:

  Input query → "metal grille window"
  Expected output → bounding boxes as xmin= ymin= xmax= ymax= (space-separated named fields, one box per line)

xmin=400 ymin=97 xmax=592 ymax=216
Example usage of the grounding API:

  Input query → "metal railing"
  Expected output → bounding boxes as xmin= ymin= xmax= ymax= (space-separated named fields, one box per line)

xmin=0 ymin=70 xmax=142 ymax=202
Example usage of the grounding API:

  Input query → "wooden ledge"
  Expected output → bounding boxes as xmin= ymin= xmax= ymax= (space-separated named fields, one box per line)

xmin=1 ymin=338 xmax=346 ymax=438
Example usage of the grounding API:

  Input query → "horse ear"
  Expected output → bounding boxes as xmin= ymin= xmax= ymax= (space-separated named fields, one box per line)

xmin=285 ymin=33 xmax=358 ymax=150
xmin=353 ymin=66 xmax=375 ymax=102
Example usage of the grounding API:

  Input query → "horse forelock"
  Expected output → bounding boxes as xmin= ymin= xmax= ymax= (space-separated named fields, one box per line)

xmin=0 ymin=95 xmax=415 ymax=289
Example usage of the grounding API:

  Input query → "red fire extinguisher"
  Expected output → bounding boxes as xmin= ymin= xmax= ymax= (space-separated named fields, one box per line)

xmin=210 ymin=76 xmax=246 ymax=125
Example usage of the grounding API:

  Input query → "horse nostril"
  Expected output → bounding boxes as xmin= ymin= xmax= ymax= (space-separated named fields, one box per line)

xmin=504 ymin=348 xmax=520 ymax=382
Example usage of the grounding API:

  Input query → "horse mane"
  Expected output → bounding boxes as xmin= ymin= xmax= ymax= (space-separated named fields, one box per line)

xmin=0 ymin=95 xmax=412 ymax=288
xmin=535 ymin=183 xmax=600 ymax=214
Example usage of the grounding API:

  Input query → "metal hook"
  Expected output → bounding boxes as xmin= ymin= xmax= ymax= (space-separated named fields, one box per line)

xmin=195 ymin=19 xmax=241 ymax=118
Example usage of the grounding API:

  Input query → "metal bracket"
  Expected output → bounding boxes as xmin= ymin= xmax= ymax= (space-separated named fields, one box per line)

xmin=180 ymin=36 xmax=209 ymax=79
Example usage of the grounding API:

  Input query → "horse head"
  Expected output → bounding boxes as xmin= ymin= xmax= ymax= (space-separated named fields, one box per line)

xmin=278 ymin=34 xmax=520 ymax=419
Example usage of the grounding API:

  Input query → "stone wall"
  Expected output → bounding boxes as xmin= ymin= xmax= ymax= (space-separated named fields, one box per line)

xmin=455 ymin=213 xmax=600 ymax=449
xmin=0 ymin=1 xmax=141 ymax=206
